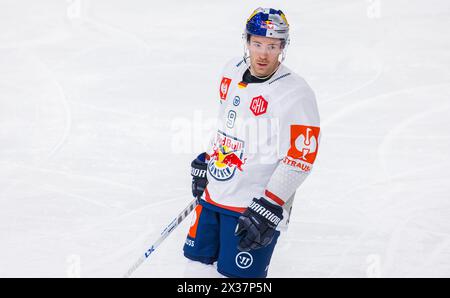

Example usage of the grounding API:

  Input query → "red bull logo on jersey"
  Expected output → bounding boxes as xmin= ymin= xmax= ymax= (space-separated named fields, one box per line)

xmin=208 ymin=130 xmax=246 ymax=181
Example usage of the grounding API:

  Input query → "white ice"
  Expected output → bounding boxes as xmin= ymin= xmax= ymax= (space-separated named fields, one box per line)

xmin=1 ymin=0 xmax=449 ymax=277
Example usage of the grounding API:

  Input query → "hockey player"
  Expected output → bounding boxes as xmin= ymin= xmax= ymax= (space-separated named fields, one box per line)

xmin=184 ymin=7 xmax=321 ymax=278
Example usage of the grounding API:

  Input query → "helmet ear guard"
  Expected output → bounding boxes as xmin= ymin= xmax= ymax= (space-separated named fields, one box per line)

xmin=280 ymin=36 xmax=290 ymax=62
xmin=242 ymin=33 xmax=250 ymax=65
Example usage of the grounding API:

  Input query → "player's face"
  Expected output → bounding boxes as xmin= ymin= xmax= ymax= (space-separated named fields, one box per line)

xmin=248 ymin=35 xmax=283 ymax=77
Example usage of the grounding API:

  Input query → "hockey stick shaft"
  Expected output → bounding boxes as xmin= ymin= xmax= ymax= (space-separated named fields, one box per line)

xmin=123 ymin=197 xmax=199 ymax=278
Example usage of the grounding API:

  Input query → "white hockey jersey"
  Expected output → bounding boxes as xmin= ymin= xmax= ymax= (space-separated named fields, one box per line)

xmin=202 ymin=57 xmax=320 ymax=222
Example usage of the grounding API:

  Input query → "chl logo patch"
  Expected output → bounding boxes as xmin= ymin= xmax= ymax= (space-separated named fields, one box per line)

xmin=220 ymin=77 xmax=232 ymax=100
xmin=286 ymin=125 xmax=320 ymax=170
xmin=235 ymin=252 xmax=253 ymax=269
xmin=250 ymin=95 xmax=268 ymax=116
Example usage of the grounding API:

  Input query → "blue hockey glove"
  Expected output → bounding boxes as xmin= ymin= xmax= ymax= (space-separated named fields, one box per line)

xmin=191 ymin=152 xmax=208 ymax=198
xmin=235 ymin=197 xmax=283 ymax=252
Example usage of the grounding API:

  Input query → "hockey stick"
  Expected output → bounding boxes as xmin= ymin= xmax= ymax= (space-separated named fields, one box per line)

xmin=123 ymin=197 xmax=199 ymax=278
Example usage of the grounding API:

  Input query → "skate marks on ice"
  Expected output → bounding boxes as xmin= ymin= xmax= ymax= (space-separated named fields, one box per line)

xmin=296 ymin=83 xmax=450 ymax=277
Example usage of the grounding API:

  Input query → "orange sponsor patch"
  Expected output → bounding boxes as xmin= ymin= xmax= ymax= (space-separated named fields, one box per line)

xmin=219 ymin=77 xmax=232 ymax=100
xmin=287 ymin=125 xmax=320 ymax=165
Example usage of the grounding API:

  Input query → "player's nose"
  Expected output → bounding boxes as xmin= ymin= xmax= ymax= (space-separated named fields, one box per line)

xmin=258 ymin=51 xmax=268 ymax=59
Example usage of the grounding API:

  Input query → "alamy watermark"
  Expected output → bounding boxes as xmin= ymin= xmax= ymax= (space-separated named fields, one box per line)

xmin=170 ymin=110 xmax=281 ymax=163
xmin=66 ymin=254 xmax=81 ymax=278
xmin=366 ymin=254 xmax=382 ymax=277
xmin=366 ymin=0 xmax=381 ymax=19
xmin=66 ymin=0 xmax=84 ymax=20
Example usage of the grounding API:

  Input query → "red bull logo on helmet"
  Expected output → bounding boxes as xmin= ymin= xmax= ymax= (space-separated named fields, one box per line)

xmin=261 ymin=20 xmax=275 ymax=30
xmin=208 ymin=130 xmax=246 ymax=181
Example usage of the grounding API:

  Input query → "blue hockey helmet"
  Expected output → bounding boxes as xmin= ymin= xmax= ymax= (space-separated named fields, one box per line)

xmin=243 ymin=8 xmax=290 ymax=64
xmin=245 ymin=7 xmax=290 ymax=45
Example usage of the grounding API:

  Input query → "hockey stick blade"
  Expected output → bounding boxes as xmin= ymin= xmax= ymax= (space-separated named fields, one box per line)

xmin=123 ymin=197 xmax=199 ymax=278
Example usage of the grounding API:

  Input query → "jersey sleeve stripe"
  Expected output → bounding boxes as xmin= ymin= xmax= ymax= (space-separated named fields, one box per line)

xmin=265 ymin=189 xmax=285 ymax=206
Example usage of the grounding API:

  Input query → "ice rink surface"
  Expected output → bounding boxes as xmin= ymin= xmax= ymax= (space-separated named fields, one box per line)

xmin=0 ymin=0 xmax=449 ymax=277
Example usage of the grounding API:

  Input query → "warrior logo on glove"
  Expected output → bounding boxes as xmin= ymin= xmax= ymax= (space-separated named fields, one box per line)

xmin=247 ymin=200 xmax=282 ymax=225
xmin=191 ymin=153 xmax=208 ymax=198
